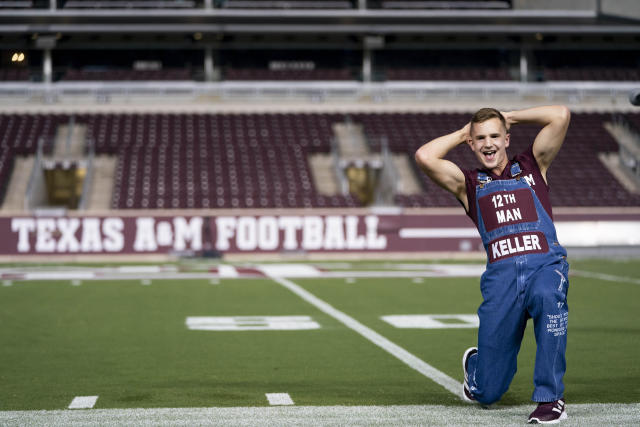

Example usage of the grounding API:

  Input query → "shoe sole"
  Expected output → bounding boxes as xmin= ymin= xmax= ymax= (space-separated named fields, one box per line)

xmin=461 ymin=347 xmax=477 ymax=403
xmin=528 ymin=410 xmax=568 ymax=424
xmin=461 ymin=383 xmax=474 ymax=403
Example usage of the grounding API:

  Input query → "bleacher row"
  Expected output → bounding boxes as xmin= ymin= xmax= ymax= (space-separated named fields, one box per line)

xmin=0 ymin=112 xmax=639 ymax=209
xmin=63 ymin=68 xmax=193 ymax=82
xmin=2 ymin=67 xmax=639 ymax=82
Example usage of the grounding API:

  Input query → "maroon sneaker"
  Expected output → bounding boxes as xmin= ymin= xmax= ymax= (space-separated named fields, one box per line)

xmin=528 ymin=398 xmax=567 ymax=424
xmin=462 ymin=347 xmax=477 ymax=402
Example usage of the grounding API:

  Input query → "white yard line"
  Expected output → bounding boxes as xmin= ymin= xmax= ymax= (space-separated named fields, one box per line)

xmin=265 ymin=393 xmax=295 ymax=406
xmin=270 ymin=276 xmax=462 ymax=397
xmin=1 ymin=404 xmax=638 ymax=426
xmin=571 ymin=269 xmax=640 ymax=285
xmin=67 ymin=396 xmax=98 ymax=409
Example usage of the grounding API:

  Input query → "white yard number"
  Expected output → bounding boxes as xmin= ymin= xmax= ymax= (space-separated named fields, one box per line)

xmin=186 ymin=316 xmax=320 ymax=331
xmin=381 ymin=314 xmax=479 ymax=329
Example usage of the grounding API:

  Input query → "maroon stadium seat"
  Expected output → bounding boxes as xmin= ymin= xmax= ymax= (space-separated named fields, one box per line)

xmin=1 ymin=112 xmax=639 ymax=209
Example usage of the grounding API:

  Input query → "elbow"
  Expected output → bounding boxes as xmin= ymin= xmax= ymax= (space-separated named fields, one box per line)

xmin=414 ymin=147 xmax=433 ymax=170
xmin=558 ymin=105 xmax=571 ymax=123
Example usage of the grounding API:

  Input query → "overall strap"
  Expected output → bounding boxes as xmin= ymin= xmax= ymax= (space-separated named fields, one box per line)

xmin=477 ymin=171 xmax=492 ymax=188
xmin=510 ymin=161 xmax=522 ymax=179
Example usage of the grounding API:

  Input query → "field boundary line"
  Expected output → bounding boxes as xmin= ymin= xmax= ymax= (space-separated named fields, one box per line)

xmin=270 ymin=276 xmax=461 ymax=397
xmin=1 ymin=403 xmax=639 ymax=426
xmin=571 ymin=269 xmax=640 ymax=285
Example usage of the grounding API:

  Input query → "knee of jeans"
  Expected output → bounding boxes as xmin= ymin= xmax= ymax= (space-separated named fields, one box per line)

xmin=473 ymin=376 xmax=509 ymax=405
xmin=475 ymin=388 xmax=504 ymax=406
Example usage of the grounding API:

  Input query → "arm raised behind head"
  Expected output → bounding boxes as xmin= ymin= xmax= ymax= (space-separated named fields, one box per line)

xmin=501 ymin=105 xmax=571 ymax=181
xmin=414 ymin=123 xmax=469 ymax=212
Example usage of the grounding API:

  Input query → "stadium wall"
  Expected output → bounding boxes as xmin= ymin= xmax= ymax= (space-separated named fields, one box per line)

xmin=601 ymin=0 xmax=640 ymax=21
xmin=513 ymin=0 xmax=596 ymax=11
xmin=513 ymin=0 xmax=640 ymax=21
xmin=1 ymin=208 xmax=638 ymax=261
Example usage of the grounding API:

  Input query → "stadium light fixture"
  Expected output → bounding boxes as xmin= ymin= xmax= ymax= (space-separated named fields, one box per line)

xmin=11 ymin=52 xmax=25 ymax=63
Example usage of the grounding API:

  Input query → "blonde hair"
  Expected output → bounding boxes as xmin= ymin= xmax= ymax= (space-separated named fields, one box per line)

xmin=470 ymin=108 xmax=507 ymax=134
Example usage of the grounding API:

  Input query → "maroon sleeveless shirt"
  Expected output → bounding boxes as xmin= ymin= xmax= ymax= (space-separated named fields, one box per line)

xmin=461 ymin=144 xmax=554 ymax=228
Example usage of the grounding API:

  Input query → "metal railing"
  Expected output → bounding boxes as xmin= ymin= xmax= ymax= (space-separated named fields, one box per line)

xmin=330 ymin=137 xmax=350 ymax=195
xmin=78 ymin=138 xmax=95 ymax=211
xmin=24 ymin=137 xmax=46 ymax=211
xmin=373 ymin=136 xmax=397 ymax=206
xmin=0 ymin=81 xmax=637 ymax=105
xmin=609 ymin=113 xmax=640 ymax=184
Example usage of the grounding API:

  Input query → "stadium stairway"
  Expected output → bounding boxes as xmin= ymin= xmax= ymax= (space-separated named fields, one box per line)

xmin=1 ymin=156 xmax=33 ymax=211
xmin=53 ymin=123 xmax=87 ymax=160
xmin=602 ymin=121 xmax=640 ymax=194
xmin=308 ymin=153 xmax=342 ymax=196
xmin=391 ymin=154 xmax=423 ymax=195
xmin=333 ymin=121 xmax=370 ymax=161
xmin=85 ymin=155 xmax=118 ymax=211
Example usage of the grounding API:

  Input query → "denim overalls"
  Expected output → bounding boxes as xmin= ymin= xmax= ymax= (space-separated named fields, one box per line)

xmin=466 ymin=162 xmax=570 ymax=404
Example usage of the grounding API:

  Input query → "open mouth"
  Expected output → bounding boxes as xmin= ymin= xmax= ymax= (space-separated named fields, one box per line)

xmin=482 ymin=150 xmax=496 ymax=162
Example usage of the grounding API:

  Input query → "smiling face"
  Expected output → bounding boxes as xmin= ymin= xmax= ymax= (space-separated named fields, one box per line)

xmin=468 ymin=117 xmax=510 ymax=175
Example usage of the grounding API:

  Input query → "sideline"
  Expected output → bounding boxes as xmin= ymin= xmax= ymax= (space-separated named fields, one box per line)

xmin=0 ymin=263 xmax=486 ymax=281
xmin=1 ymin=403 xmax=638 ymax=426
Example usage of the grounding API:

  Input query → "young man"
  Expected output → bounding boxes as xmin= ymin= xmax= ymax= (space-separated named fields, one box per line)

xmin=415 ymin=106 xmax=571 ymax=424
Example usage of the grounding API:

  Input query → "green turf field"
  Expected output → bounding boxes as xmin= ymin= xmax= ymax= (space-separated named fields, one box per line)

xmin=0 ymin=260 xmax=639 ymax=424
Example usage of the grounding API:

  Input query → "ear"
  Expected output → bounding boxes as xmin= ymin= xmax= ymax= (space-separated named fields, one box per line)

xmin=504 ymin=133 xmax=510 ymax=148
xmin=466 ymin=135 xmax=474 ymax=150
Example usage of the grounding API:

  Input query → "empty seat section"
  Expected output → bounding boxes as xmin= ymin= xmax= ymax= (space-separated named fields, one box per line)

xmin=385 ymin=67 xmax=512 ymax=81
xmin=0 ymin=113 xmax=61 ymax=155
xmin=543 ymin=67 xmax=640 ymax=81
xmin=63 ymin=68 xmax=192 ymax=81
xmin=2 ymin=112 xmax=637 ymax=209
xmin=0 ymin=113 xmax=64 ymax=206
xmin=83 ymin=112 xmax=354 ymax=209
xmin=84 ymin=111 xmax=640 ymax=209
xmin=224 ymin=68 xmax=353 ymax=81
xmin=0 ymin=68 xmax=30 ymax=81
